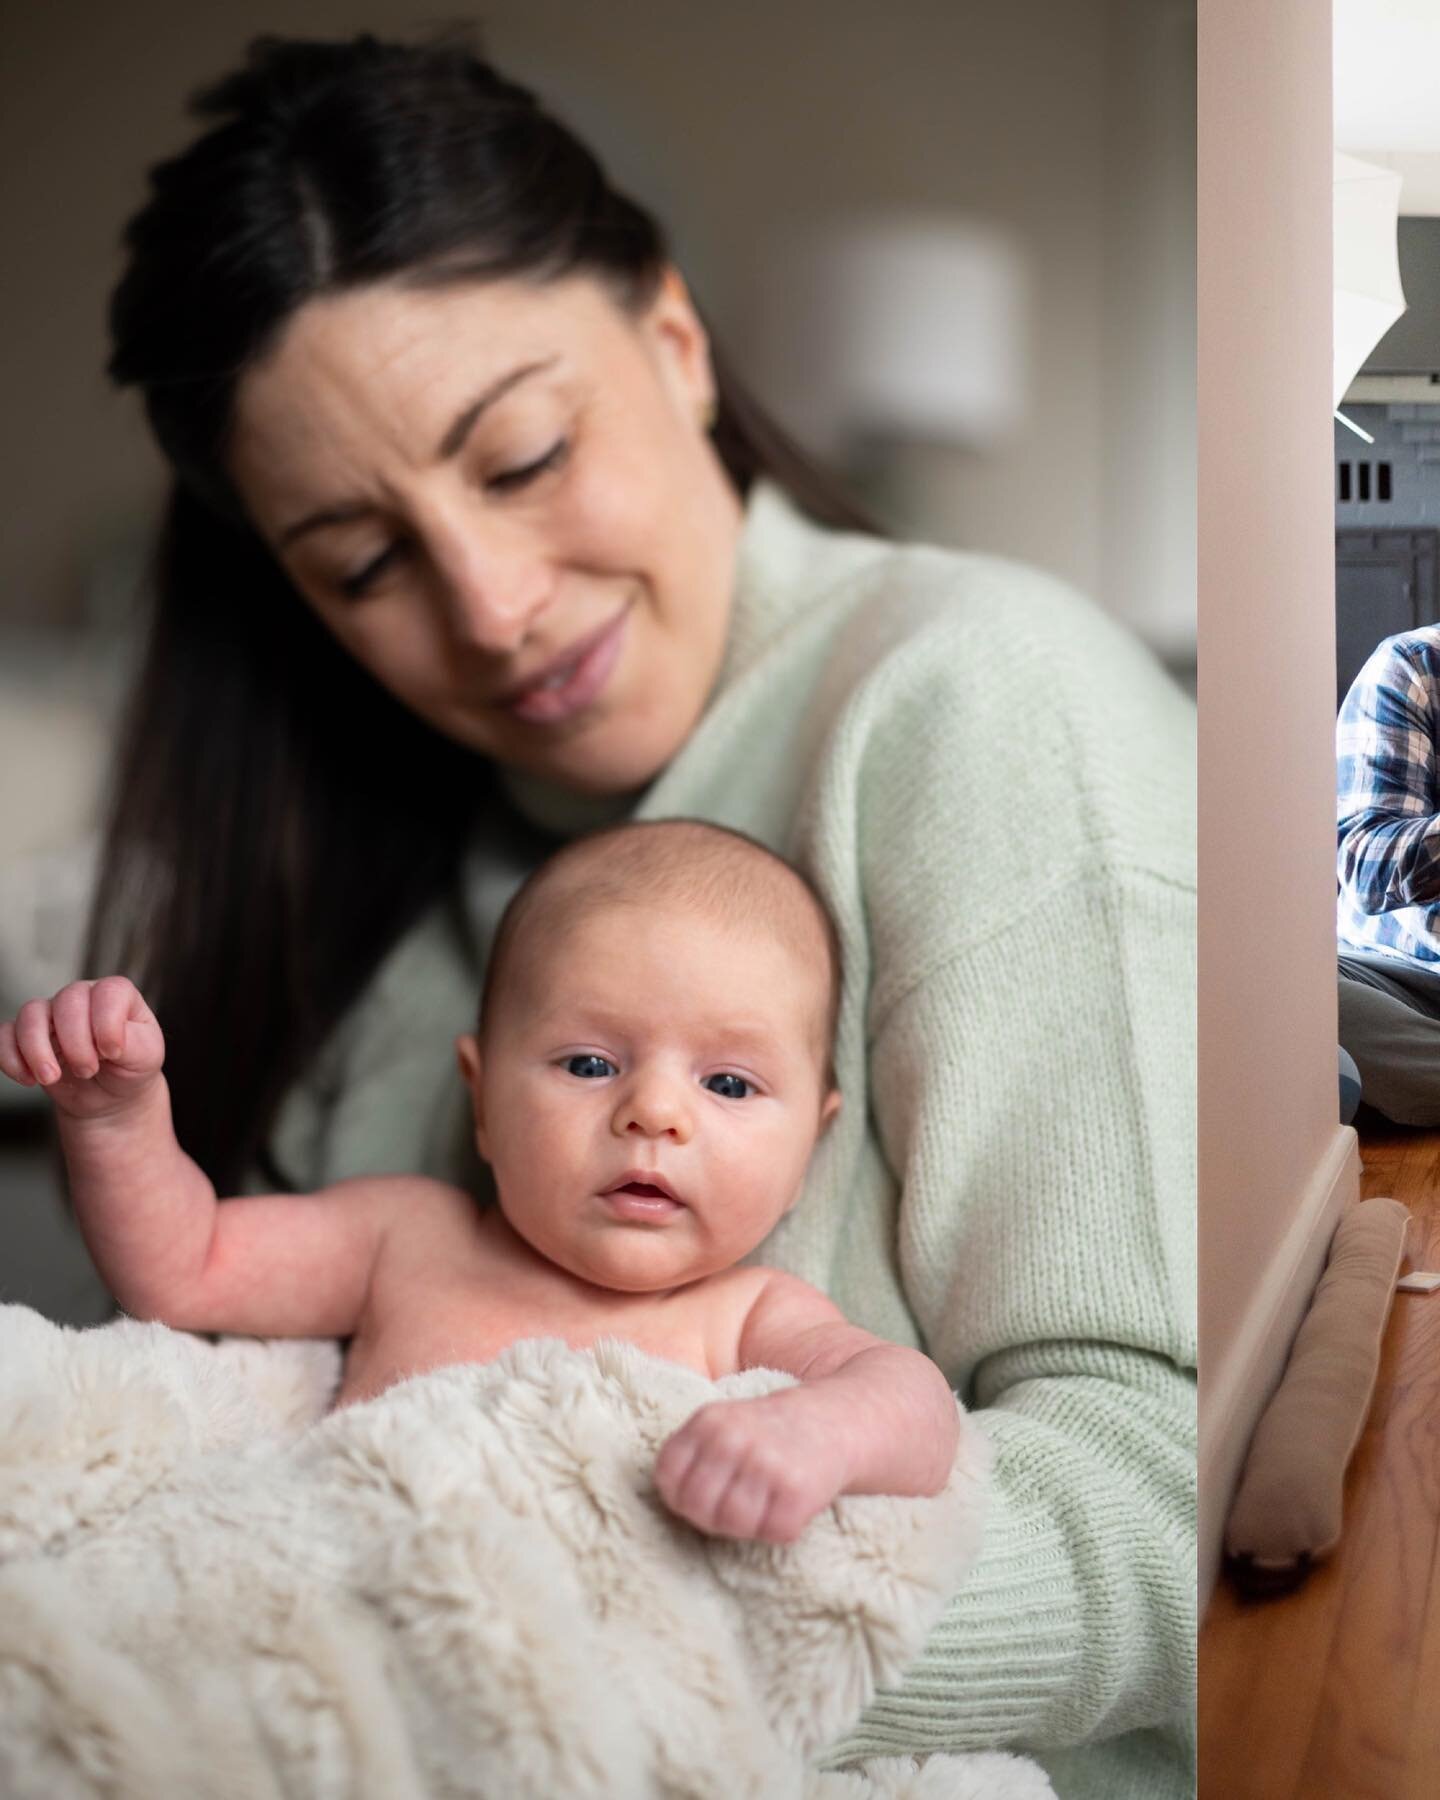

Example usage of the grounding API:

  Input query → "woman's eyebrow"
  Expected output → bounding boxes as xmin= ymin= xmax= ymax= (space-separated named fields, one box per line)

xmin=435 ymin=355 xmax=558 ymax=458
xmin=276 ymin=355 xmax=560 ymax=548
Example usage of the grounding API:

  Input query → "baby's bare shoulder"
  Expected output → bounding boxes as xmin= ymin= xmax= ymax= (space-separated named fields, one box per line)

xmin=703 ymin=1264 xmax=791 ymax=1378
xmin=321 ymin=1171 xmax=474 ymax=1216
xmin=732 ymin=1267 xmax=869 ymax=1378
xmin=355 ymin=1175 xmax=487 ymax=1260
xmin=729 ymin=1264 xmax=837 ymax=1314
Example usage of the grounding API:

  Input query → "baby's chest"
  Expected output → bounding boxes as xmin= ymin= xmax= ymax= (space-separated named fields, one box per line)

xmin=371 ymin=1286 xmax=712 ymax=1376
xmin=351 ymin=1247 xmax=760 ymax=1399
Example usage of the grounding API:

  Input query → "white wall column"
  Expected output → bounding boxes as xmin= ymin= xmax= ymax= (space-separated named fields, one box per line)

xmin=1198 ymin=0 xmax=1359 ymax=1605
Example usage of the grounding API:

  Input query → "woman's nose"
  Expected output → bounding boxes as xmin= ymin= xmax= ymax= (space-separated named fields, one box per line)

xmin=431 ymin=518 xmax=554 ymax=656
xmin=611 ymin=1075 xmax=693 ymax=1145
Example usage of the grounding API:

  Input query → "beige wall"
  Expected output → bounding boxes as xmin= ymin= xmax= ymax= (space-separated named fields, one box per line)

xmin=1102 ymin=0 xmax=1197 ymax=660
xmin=0 ymin=0 xmax=1190 ymax=651
xmin=1197 ymin=0 xmax=1359 ymax=1602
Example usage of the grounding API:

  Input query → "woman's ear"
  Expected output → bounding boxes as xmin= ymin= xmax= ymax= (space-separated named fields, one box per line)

xmin=455 ymin=1033 xmax=488 ymax=1158
xmin=642 ymin=263 xmax=715 ymax=422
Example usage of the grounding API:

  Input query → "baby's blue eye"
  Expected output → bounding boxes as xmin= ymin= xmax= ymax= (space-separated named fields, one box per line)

xmin=565 ymin=1054 xmax=616 ymax=1079
xmin=704 ymin=1073 xmax=751 ymax=1099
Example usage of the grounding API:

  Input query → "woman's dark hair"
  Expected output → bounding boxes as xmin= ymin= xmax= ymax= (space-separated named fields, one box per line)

xmin=95 ymin=30 xmax=878 ymax=1194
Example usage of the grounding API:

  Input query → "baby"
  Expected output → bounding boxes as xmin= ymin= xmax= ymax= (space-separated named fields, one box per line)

xmin=0 ymin=819 xmax=959 ymax=1545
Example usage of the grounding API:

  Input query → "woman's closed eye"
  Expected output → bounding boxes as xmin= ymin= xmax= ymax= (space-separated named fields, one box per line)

xmin=340 ymin=541 xmax=405 ymax=599
xmin=488 ymin=437 xmax=569 ymax=494
xmin=336 ymin=440 xmax=571 ymax=599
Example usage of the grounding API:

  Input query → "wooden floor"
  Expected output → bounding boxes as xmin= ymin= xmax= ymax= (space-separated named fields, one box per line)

xmin=1199 ymin=1118 xmax=1440 ymax=1799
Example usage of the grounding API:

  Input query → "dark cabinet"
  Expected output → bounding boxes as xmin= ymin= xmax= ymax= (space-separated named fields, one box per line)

xmin=1336 ymin=528 xmax=1440 ymax=708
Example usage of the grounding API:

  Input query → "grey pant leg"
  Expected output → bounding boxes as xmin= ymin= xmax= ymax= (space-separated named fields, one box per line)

xmin=1338 ymin=951 xmax=1440 ymax=1125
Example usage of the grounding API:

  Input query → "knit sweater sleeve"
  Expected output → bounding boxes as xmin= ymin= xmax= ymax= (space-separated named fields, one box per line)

xmin=813 ymin=574 xmax=1196 ymax=1767
xmin=820 ymin=882 xmax=1196 ymax=1763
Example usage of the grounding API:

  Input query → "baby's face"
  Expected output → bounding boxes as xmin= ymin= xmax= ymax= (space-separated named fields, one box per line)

xmin=462 ymin=903 xmax=839 ymax=1295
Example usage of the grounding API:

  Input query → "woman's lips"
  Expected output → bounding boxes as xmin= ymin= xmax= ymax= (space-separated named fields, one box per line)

xmin=502 ymin=606 xmax=630 ymax=726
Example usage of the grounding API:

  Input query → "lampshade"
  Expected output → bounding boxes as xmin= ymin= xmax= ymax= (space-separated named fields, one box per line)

xmin=753 ymin=213 xmax=1027 ymax=455
xmin=1334 ymin=151 xmax=1407 ymax=408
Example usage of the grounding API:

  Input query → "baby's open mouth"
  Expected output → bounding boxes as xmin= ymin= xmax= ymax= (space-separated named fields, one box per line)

xmin=601 ymin=1173 xmax=684 ymax=1216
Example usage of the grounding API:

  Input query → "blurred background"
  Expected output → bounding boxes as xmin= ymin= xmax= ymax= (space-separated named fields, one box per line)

xmin=1332 ymin=3 xmax=1440 ymax=710
xmin=0 ymin=0 xmax=1196 ymax=1320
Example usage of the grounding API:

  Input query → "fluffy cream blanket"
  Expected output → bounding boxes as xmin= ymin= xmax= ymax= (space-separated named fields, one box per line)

xmin=0 ymin=1304 xmax=1053 ymax=1799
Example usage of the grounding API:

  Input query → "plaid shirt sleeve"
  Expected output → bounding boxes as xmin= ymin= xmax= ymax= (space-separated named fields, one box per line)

xmin=1337 ymin=634 xmax=1440 ymax=917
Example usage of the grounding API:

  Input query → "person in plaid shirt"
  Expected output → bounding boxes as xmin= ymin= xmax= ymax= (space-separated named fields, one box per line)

xmin=1337 ymin=627 xmax=1440 ymax=1123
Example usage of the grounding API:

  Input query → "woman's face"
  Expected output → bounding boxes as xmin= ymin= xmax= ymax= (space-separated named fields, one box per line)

xmin=227 ymin=270 xmax=745 ymax=794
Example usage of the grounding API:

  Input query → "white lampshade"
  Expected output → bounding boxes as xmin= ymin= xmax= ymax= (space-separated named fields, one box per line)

xmin=1334 ymin=151 xmax=1407 ymax=408
xmin=753 ymin=213 xmax=1027 ymax=456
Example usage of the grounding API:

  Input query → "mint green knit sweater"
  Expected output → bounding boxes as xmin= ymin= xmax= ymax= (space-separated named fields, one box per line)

xmin=270 ymin=482 xmax=1197 ymax=1799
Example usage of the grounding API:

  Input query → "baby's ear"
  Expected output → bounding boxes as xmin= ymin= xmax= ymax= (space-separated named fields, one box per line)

xmin=819 ymin=1088 xmax=842 ymax=1133
xmin=455 ymin=1034 xmax=488 ymax=1156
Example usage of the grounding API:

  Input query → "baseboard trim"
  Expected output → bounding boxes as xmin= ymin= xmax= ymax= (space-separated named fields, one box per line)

xmin=1199 ymin=1123 xmax=1362 ymax=1608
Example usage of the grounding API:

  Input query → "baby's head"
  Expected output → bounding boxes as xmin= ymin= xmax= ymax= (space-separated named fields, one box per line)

xmin=456 ymin=820 xmax=842 ymax=1294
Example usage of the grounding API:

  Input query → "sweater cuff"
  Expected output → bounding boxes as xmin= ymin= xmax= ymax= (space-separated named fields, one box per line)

xmin=814 ymin=1411 xmax=1084 ymax=1766
xmin=813 ymin=1371 xmax=1196 ymax=1774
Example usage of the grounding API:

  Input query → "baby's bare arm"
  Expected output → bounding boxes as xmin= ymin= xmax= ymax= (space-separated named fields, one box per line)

xmin=0 ymin=976 xmax=407 ymax=1338
xmin=654 ymin=1272 xmax=960 ymax=1544
xmin=735 ymin=1271 xmax=961 ymax=1496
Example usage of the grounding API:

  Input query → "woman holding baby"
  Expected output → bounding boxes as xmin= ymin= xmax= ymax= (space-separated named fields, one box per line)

xmin=79 ymin=32 xmax=1195 ymax=1799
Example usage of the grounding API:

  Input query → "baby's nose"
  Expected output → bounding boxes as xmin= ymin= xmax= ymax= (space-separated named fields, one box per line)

xmin=612 ymin=1077 xmax=692 ymax=1143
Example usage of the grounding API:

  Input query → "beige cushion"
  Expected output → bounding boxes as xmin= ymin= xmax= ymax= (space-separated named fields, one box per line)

xmin=1224 ymin=1195 xmax=1410 ymax=1593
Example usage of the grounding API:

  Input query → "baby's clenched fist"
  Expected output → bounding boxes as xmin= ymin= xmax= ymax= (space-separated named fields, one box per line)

xmin=653 ymin=1392 xmax=849 ymax=1545
xmin=0 ymin=976 xmax=165 ymax=1118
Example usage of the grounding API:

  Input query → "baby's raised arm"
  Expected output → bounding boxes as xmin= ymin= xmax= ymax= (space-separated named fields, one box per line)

xmin=0 ymin=977 xmax=392 ymax=1338
xmin=654 ymin=1271 xmax=962 ymax=1545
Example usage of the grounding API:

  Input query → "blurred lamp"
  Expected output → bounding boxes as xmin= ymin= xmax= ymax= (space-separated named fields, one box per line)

xmin=758 ymin=214 xmax=1027 ymax=459
xmin=1334 ymin=151 xmax=1406 ymax=440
